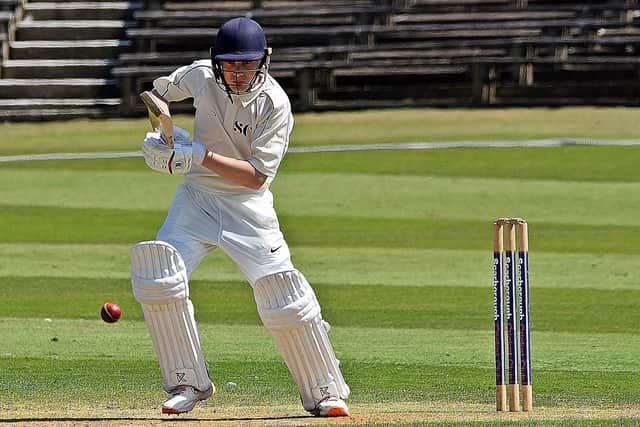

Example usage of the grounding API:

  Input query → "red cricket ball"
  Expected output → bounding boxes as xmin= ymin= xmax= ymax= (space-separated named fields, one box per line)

xmin=101 ymin=302 xmax=121 ymax=323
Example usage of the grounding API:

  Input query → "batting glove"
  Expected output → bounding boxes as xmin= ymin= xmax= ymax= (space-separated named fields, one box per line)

xmin=141 ymin=127 xmax=207 ymax=175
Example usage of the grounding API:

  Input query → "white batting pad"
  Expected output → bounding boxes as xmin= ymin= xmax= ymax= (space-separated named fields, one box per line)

xmin=253 ymin=270 xmax=350 ymax=411
xmin=131 ymin=240 xmax=211 ymax=392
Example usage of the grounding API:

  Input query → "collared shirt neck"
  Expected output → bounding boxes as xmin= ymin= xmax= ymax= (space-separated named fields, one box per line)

xmin=231 ymin=87 xmax=262 ymax=107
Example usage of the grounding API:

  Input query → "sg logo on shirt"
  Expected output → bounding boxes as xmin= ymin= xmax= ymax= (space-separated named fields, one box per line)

xmin=233 ymin=121 xmax=251 ymax=136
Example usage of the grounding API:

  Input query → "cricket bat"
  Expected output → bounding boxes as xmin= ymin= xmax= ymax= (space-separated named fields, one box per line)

xmin=140 ymin=90 xmax=174 ymax=148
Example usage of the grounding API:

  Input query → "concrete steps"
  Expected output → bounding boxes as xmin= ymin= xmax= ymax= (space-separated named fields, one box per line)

xmin=10 ymin=39 xmax=131 ymax=59
xmin=0 ymin=107 xmax=120 ymax=121
xmin=23 ymin=2 xmax=144 ymax=20
xmin=0 ymin=97 xmax=120 ymax=107
xmin=3 ymin=59 xmax=119 ymax=78
xmin=16 ymin=20 xmax=132 ymax=40
xmin=2 ymin=1 xmax=140 ymax=120
xmin=0 ymin=78 xmax=119 ymax=97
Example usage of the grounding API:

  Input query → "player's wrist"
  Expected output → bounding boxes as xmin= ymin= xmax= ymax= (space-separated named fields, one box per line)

xmin=192 ymin=141 xmax=207 ymax=166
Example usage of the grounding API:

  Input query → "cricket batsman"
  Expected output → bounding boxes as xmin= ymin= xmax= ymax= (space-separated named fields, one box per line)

xmin=130 ymin=17 xmax=350 ymax=416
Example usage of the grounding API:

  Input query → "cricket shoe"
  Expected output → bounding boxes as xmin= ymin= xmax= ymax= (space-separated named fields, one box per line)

xmin=162 ymin=384 xmax=214 ymax=415
xmin=311 ymin=397 xmax=350 ymax=417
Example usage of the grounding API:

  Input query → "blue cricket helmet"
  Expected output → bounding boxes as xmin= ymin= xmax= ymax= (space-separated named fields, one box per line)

xmin=213 ymin=17 xmax=267 ymax=61
xmin=211 ymin=17 xmax=272 ymax=95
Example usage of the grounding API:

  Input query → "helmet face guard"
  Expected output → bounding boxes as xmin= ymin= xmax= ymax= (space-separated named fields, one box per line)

xmin=211 ymin=51 xmax=271 ymax=95
xmin=210 ymin=18 xmax=271 ymax=96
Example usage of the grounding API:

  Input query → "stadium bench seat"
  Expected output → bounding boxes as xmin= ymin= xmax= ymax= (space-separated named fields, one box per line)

xmin=391 ymin=10 xmax=578 ymax=25
xmin=161 ymin=0 xmax=383 ymax=11
xmin=134 ymin=6 xmax=392 ymax=28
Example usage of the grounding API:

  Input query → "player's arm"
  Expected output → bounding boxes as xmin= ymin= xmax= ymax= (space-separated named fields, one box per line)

xmin=142 ymin=133 xmax=267 ymax=189
xmin=152 ymin=64 xmax=196 ymax=102
xmin=140 ymin=62 xmax=201 ymax=148
xmin=199 ymin=99 xmax=291 ymax=190
xmin=201 ymin=152 xmax=267 ymax=190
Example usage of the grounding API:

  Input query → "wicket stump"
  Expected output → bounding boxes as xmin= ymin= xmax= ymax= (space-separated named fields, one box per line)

xmin=493 ymin=218 xmax=532 ymax=412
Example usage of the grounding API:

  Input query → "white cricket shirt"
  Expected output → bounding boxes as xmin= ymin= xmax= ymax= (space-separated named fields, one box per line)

xmin=153 ymin=59 xmax=294 ymax=194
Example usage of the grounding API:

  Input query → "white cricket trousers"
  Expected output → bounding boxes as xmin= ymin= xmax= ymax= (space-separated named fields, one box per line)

xmin=157 ymin=183 xmax=294 ymax=284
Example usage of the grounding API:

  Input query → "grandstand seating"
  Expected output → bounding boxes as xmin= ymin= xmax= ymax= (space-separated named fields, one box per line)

xmin=1 ymin=0 xmax=639 ymax=119
xmin=112 ymin=0 xmax=640 ymax=112
xmin=0 ymin=0 xmax=142 ymax=120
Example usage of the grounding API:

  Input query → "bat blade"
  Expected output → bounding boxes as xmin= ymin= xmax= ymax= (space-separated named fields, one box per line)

xmin=140 ymin=90 xmax=174 ymax=148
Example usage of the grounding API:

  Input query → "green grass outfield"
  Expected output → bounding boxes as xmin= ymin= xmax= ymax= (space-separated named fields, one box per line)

xmin=1 ymin=107 xmax=639 ymax=426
